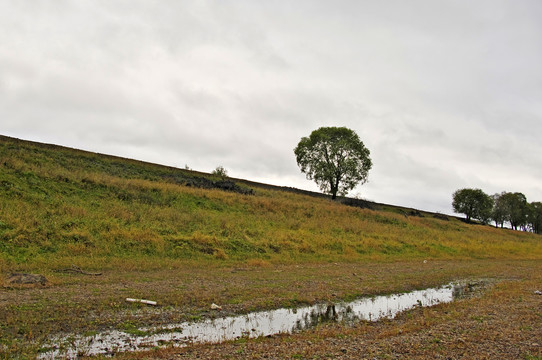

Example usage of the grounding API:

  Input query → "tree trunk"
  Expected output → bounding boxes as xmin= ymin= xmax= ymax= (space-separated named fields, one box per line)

xmin=329 ymin=177 xmax=338 ymax=200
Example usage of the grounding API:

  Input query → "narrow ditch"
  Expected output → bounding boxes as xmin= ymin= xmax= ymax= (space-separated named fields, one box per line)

xmin=39 ymin=280 xmax=489 ymax=358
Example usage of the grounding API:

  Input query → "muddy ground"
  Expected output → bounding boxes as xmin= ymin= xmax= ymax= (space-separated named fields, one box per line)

xmin=1 ymin=260 xmax=541 ymax=359
xmin=123 ymin=261 xmax=542 ymax=360
xmin=159 ymin=277 xmax=542 ymax=359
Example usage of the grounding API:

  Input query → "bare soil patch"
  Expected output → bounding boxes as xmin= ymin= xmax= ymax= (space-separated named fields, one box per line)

xmin=1 ymin=260 xmax=541 ymax=358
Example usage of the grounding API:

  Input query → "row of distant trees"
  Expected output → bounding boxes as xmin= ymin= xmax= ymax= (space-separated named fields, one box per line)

xmin=452 ymin=188 xmax=542 ymax=234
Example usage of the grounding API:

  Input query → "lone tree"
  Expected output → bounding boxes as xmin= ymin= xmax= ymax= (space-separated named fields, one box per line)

xmin=294 ymin=126 xmax=372 ymax=200
xmin=212 ymin=165 xmax=228 ymax=179
xmin=452 ymin=188 xmax=493 ymax=223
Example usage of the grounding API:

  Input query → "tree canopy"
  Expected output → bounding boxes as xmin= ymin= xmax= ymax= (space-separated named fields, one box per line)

xmin=528 ymin=202 xmax=542 ymax=234
xmin=498 ymin=192 xmax=528 ymax=230
xmin=211 ymin=165 xmax=228 ymax=178
xmin=452 ymin=188 xmax=493 ymax=223
xmin=294 ymin=127 xmax=372 ymax=200
xmin=491 ymin=192 xmax=508 ymax=228
xmin=454 ymin=189 xmax=542 ymax=234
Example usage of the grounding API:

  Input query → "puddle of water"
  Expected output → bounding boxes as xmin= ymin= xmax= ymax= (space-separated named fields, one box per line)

xmin=39 ymin=282 xmax=477 ymax=358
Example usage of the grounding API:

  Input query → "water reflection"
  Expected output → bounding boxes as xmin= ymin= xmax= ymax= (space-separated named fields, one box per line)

xmin=40 ymin=282 xmax=475 ymax=358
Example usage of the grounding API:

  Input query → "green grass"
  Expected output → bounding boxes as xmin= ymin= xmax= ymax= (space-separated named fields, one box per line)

xmin=1 ymin=134 xmax=542 ymax=274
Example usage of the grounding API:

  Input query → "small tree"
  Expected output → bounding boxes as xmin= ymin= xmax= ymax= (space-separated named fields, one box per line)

xmin=491 ymin=192 xmax=508 ymax=228
xmin=452 ymin=188 xmax=493 ymax=223
xmin=500 ymin=192 xmax=528 ymax=230
xmin=212 ymin=165 xmax=228 ymax=179
xmin=528 ymin=202 xmax=542 ymax=234
xmin=294 ymin=127 xmax=372 ymax=200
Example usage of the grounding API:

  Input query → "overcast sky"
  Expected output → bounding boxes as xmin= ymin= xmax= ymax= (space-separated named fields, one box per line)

xmin=1 ymin=0 xmax=541 ymax=214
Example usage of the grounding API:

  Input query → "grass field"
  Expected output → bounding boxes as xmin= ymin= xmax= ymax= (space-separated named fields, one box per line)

xmin=1 ymin=135 xmax=541 ymax=358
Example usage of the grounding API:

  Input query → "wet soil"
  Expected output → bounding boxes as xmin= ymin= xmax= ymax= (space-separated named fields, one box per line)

xmin=121 ymin=266 xmax=542 ymax=359
xmin=2 ymin=260 xmax=541 ymax=358
xmin=41 ymin=282 xmax=482 ymax=358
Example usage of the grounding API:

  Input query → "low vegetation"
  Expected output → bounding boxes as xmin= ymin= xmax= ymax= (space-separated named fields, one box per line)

xmin=1 ymin=135 xmax=541 ymax=273
xmin=1 ymin=135 xmax=541 ymax=358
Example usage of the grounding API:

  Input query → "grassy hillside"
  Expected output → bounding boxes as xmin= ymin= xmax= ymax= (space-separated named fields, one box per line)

xmin=2 ymin=135 xmax=542 ymax=359
xmin=1 ymin=134 xmax=541 ymax=273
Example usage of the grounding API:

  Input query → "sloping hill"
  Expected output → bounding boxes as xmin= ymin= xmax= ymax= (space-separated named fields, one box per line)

xmin=2 ymin=135 xmax=542 ymax=359
xmin=1 ymin=134 xmax=541 ymax=270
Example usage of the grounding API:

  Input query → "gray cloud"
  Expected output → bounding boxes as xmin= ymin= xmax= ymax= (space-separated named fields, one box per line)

xmin=1 ymin=0 xmax=541 ymax=214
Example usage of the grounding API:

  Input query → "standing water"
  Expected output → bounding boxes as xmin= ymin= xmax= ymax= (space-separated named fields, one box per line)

xmin=39 ymin=281 xmax=481 ymax=358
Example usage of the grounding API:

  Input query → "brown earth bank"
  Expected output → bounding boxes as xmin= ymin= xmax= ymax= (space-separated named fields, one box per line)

xmin=1 ymin=260 xmax=542 ymax=358
xmin=117 ymin=266 xmax=542 ymax=360
xmin=116 ymin=261 xmax=539 ymax=359
xmin=161 ymin=279 xmax=542 ymax=360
